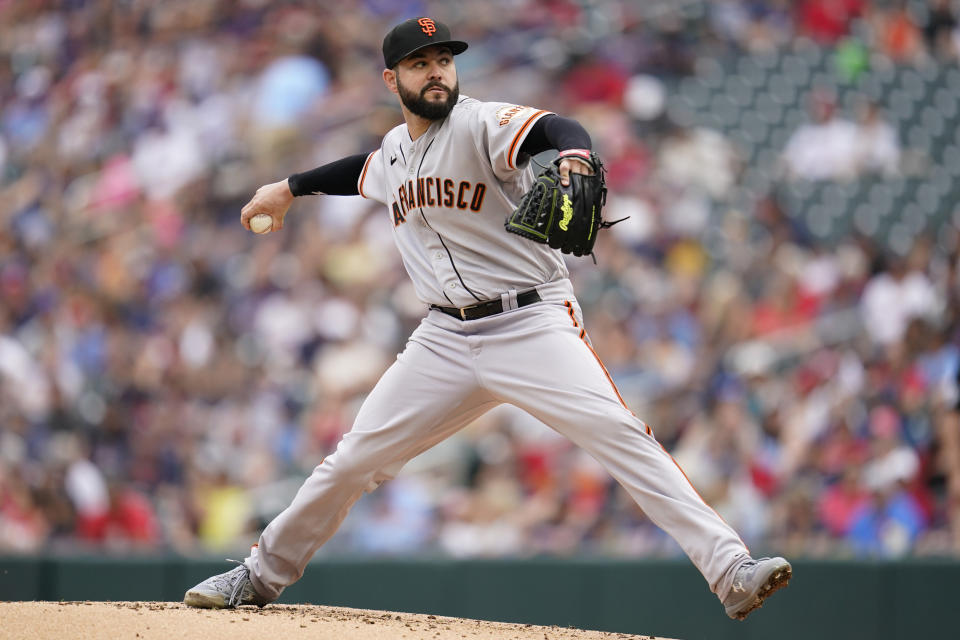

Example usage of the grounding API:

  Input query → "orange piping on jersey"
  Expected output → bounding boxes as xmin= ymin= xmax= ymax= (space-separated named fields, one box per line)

xmin=358 ymin=151 xmax=377 ymax=198
xmin=564 ymin=300 xmax=633 ymax=414
xmin=507 ymin=110 xmax=549 ymax=169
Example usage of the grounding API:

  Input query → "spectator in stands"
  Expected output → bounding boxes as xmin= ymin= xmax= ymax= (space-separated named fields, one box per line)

xmin=847 ymin=485 xmax=927 ymax=556
xmin=923 ymin=0 xmax=959 ymax=59
xmin=709 ymin=0 xmax=795 ymax=52
xmin=0 ymin=462 xmax=50 ymax=552
xmin=3 ymin=1 xmax=960 ymax=561
xmin=860 ymin=255 xmax=939 ymax=348
xmin=819 ymin=465 xmax=872 ymax=538
xmin=658 ymin=123 xmax=739 ymax=199
xmin=560 ymin=53 xmax=629 ymax=108
xmin=848 ymin=405 xmax=927 ymax=555
xmin=870 ymin=0 xmax=925 ymax=63
xmin=939 ymin=364 xmax=960 ymax=552
xmin=101 ymin=484 xmax=161 ymax=550
xmin=796 ymin=0 xmax=866 ymax=44
xmin=853 ymin=100 xmax=901 ymax=177
xmin=781 ymin=90 xmax=860 ymax=181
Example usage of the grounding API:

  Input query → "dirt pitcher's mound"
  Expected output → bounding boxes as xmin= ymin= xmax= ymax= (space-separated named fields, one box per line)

xmin=0 ymin=601 xmax=676 ymax=640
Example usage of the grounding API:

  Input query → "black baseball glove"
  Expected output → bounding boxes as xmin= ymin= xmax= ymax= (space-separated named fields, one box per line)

xmin=504 ymin=149 xmax=618 ymax=257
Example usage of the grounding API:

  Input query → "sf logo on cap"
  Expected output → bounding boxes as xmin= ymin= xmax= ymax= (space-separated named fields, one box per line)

xmin=418 ymin=17 xmax=436 ymax=36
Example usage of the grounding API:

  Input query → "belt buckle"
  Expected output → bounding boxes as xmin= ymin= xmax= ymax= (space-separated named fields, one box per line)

xmin=457 ymin=304 xmax=480 ymax=322
xmin=458 ymin=301 xmax=482 ymax=320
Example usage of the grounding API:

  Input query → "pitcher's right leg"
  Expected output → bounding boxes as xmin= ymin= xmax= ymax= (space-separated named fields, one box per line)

xmin=247 ymin=324 xmax=497 ymax=601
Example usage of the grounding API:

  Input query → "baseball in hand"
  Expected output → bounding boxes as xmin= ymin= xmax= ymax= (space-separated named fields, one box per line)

xmin=249 ymin=214 xmax=273 ymax=234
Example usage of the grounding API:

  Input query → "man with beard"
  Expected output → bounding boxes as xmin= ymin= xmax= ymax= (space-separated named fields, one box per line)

xmin=184 ymin=17 xmax=791 ymax=621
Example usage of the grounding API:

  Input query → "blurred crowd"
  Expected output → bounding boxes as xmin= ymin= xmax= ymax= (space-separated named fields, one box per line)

xmin=2 ymin=0 xmax=960 ymax=562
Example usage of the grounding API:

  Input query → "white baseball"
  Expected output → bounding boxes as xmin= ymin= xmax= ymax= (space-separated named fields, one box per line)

xmin=249 ymin=213 xmax=273 ymax=234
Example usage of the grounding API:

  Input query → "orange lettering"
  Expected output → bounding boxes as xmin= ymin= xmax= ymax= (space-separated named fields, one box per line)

xmin=497 ymin=105 xmax=526 ymax=127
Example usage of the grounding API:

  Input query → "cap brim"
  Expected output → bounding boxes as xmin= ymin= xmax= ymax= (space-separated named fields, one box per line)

xmin=389 ymin=40 xmax=468 ymax=68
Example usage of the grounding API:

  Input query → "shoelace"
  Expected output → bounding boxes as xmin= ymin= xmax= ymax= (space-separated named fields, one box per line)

xmin=224 ymin=559 xmax=250 ymax=607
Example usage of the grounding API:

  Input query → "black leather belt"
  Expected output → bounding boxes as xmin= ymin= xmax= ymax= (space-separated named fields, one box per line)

xmin=431 ymin=289 xmax=541 ymax=321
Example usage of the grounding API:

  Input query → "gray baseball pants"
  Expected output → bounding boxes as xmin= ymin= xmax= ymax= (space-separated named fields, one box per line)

xmin=246 ymin=280 xmax=748 ymax=602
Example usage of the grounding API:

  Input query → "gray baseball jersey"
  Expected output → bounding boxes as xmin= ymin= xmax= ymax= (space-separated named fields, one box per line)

xmin=357 ymin=95 xmax=564 ymax=306
xmin=244 ymin=95 xmax=752 ymax=610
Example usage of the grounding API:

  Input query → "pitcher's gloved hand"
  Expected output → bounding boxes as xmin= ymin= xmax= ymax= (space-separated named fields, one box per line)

xmin=504 ymin=149 xmax=619 ymax=257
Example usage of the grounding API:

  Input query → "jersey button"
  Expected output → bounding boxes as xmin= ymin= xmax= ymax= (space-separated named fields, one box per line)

xmin=447 ymin=282 xmax=458 ymax=289
xmin=434 ymin=251 xmax=444 ymax=261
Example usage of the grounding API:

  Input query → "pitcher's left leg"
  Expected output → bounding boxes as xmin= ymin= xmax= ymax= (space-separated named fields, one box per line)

xmin=478 ymin=303 xmax=750 ymax=600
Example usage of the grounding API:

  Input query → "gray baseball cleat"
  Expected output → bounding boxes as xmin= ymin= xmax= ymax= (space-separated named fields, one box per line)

xmin=183 ymin=560 xmax=272 ymax=609
xmin=723 ymin=556 xmax=792 ymax=620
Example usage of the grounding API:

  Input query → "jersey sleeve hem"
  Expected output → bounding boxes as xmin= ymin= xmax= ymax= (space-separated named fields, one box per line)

xmin=357 ymin=150 xmax=378 ymax=199
xmin=507 ymin=110 xmax=553 ymax=170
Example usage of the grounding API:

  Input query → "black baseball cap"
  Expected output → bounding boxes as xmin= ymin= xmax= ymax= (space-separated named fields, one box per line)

xmin=382 ymin=17 xmax=468 ymax=69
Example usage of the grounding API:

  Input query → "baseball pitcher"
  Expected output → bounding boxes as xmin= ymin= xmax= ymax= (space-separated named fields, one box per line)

xmin=184 ymin=17 xmax=791 ymax=621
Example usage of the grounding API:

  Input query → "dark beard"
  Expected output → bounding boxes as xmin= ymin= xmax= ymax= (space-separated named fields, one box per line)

xmin=397 ymin=77 xmax=459 ymax=120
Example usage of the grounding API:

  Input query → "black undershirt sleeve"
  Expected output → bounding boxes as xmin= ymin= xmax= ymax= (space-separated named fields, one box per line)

xmin=287 ymin=153 xmax=372 ymax=197
xmin=519 ymin=114 xmax=592 ymax=157
xmin=287 ymin=117 xmax=587 ymax=196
